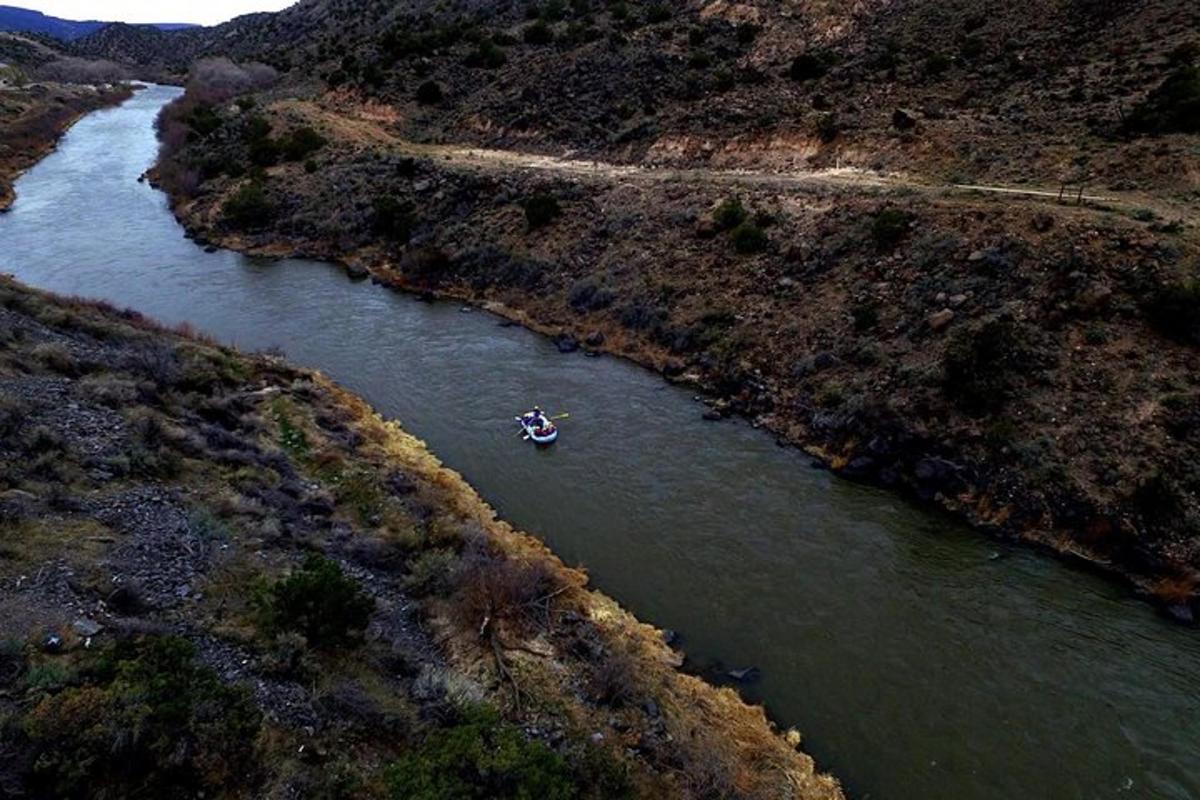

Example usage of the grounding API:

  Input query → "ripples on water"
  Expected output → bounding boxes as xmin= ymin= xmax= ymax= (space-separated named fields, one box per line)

xmin=2 ymin=85 xmax=1198 ymax=800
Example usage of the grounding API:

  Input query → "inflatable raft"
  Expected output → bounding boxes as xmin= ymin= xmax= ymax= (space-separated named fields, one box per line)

xmin=517 ymin=412 xmax=559 ymax=444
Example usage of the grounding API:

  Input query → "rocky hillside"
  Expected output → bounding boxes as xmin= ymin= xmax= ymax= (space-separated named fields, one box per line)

xmin=90 ymin=0 xmax=1200 ymax=194
xmin=152 ymin=49 xmax=1200 ymax=623
xmin=0 ymin=275 xmax=842 ymax=799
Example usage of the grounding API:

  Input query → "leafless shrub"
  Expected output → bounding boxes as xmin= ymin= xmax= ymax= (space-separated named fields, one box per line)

xmin=36 ymin=58 xmax=130 ymax=84
xmin=450 ymin=543 xmax=566 ymax=638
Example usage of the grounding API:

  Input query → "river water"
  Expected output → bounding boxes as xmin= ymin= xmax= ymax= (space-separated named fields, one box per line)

xmin=2 ymin=84 xmax=1197 ymax=800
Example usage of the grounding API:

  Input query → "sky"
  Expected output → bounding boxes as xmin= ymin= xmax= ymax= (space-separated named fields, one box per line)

xmin=15 ymin=0 xmax=295 ymax=26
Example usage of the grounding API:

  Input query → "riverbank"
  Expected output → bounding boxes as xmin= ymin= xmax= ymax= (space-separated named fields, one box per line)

xmin=0 ymin=274 xmax=842 ymax=798
xmin=153 ymin=89 xmax=1200 ymax=623
xmin=0 ymin=81 xmax=134 ymax=212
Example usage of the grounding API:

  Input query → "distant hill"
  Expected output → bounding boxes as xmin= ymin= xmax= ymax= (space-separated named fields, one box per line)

xmin=0 ymin=5 xmax=195 ymax=41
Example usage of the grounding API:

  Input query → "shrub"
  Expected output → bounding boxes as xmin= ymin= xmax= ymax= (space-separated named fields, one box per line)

xmin=523 ymin=194 xmax=562 ymax=229
xmin=416 ymin=80 xmax=444 ymax=104
xmin=262 ymin=555 xmax=374 ymax=648
xmin=403 ymin=548 xmax=459 ymax=596
xmin=942 ymin=317 xmax=1036 ymax=413
xmin=524 ymin=21 xmax=555 ymax=45
xmin=1143 ymin=277 xmax=1200 ymax=345
xmin=789 ymin=52 xmax=829 ymax=82
xmin=223 ymin=182 xmax=274 ymax=229
xmin=713 ymin=196 xmax=748 ymax=231
xmin=815 ymin=112 xmax=840 ymax=142
xmin=1124 ymin=66 xmax=1200 ymax=134
xmin=386 ymin=705 xmax=576 ymax=800
xmin=20 ymin=637 xmax=261 ymax=798
xmin=281 ymin=126 xmax=327 ymax=161
xmin=731 ymin=221 xmax=768 ymax=254
xmin=373 ymin=196 xmax=417 ymax=242
xmin=567 ymin=278 xmax=615 ymax=312
xmin=465 ymin=40 xmax=508 ymax=69
xmin=871 ymin=208 xmax=912 ymax=250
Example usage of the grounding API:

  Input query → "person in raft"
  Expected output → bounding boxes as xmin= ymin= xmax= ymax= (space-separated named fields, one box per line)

xmin=523 ymin=407 xmax=545 ymax=427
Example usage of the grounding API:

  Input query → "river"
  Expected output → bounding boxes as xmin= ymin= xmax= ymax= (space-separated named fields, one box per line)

xmin=2 ymin=84 xmax=1197 ymax=800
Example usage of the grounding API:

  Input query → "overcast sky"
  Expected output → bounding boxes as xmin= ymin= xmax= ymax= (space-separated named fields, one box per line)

xmin=18 ymin=1 xmax=295 ymax=26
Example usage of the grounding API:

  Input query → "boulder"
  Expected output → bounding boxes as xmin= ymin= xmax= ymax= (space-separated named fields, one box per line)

xmin=584 ymin=330 xmax=605 ymax=347
xmin=892 ymin=108 xmax=918 ymax=130
xmin=926 ymin=308 xmax=955 ymax=331
xmin=344 ymin=262 xmax=369 ymax=281
xmin=553 ymin=333 xmax=579 ymax=353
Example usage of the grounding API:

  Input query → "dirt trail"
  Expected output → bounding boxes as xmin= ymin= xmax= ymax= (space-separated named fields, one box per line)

xmin=282 ymin=99 xmax=1188 ymax=221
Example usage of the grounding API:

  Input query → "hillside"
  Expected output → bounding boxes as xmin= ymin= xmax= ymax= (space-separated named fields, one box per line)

xmin=0 ymin=275 xmax=842 ymax=799
xmin=149 ymin=0 xmax=1200 ymax=622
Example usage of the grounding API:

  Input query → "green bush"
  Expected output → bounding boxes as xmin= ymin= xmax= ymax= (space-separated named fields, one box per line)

xmin=416 ymin=80 xmax=444 ymax=104
xmin=1125 ymin=66 xmax=1200 ymax=134
xmin=386 ymin=705 xmax=577 ymax=800
xmin=524 ymin=21 xmax=555 ymax=45
xmin=523 ymin=194 xmax=562 ymax=229
xmin=731 ymin=221 xmax=768 ymax=254
xmin=789 ymin=52 xmax=829 ymax=82
xmin=713 ymin=196 xmax=748 ymax=231
xmin=262 ymin=555 xmax=374 ymax=648
xmin=465 ymin=40 xmax=508 ymax=69
xmin=223 ymin=181 xmax=274 ymax=229
xmin=942 ymin=318 xmax=1035 ymax=413
xmin=281 ymin=126 xmax=327 ymax=161
xmin=871 ymin=208 xmax=912 ymax=251
xmin=20 ymin=637 xmax=260 ymax=798
xmin=1143 ymin=277 xmax=1200 ymax=345
xmin=373 ymin=195 xmax=417 ymax=242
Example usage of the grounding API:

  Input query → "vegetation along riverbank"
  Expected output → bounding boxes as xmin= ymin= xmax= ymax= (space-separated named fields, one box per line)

xmin=0 ymin=275 xmax=841 ymax=799
xmin=146 ymin=0 xmax=1200 ymax=624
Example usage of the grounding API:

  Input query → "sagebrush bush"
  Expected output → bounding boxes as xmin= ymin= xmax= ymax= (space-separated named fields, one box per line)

xmin=18 ymin=637 xmax=261 ymax=798
xmin=1125 ymin=66 xmax=1200 ymax=135
xmin=713 ymin=197 xmax=747 ymax=231
xmin=871 ymin=208 xmax=913 ymax=250
xmin=1143 ymin=277 xmax=1200 ymax=345
xmin=731 ymin=221 xmax=768 ymax=254
xmin=262 ymin=555 xmax=374 ymax=648
xmin=223 ymin=181 xmax=274 ymax=229
xmin=942 ymin=317 xmax=1036 ymax=413
xmin=524 ymin=194 xmax=562 ymax=229
xmin=385 ymin=705 xmax=577 ymax=800
xmin=416 ymin=80 xmax=444 ymax=104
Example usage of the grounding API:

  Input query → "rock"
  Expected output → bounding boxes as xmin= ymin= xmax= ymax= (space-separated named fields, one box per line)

xmin=553 ymin=333 xmax=579 ymax=353
xmin=702 ymin=409 xmax=723 ymax=421
xmin=643 ymin=700 xmax=661 ymax=719
xmin=345 ymin=262 xmax=369 ymax=280
xmin=892 ymin=108 xmax=918 ymax=130
xmin=1166 ymin=603 xmax=1195 ymax=624
xmin=663 ymin=359 xmax=685 ymax=377
xmin=1032 ymin=213 xmax=1055 ymax=232
xmin=42 ymin=633 xmax=63 ymax=653
xmin=661 ymin=629 xmax=679 ymax=646
xmin=584 ymin=330 xmax=605 ymax=347
xmin=107 ymin=584 xmax=144 ymax=613
xmin=204 ymin=245 xmax=219 ymax=253
xmin=841 ymin=456 xmax=876 ymax=479
xmin=967 ymin=250 xmax=986 ymax=262
xmin=72 ymin=618 xmax=103 ymax=637
xmin=777 ymin=276 xmax=797 ymax=289
xmin=726 ymin=666 xmax=760 ymax=682
xmin=948 ymin=293 xmax=969 ymax=307
xmin=926 ymin=308 xmax=955 ymax=331
xmin=812 ymin=351 xmax=839 ymax=370
xmin=1076 ymin=283 xmax=1113 ymax=313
